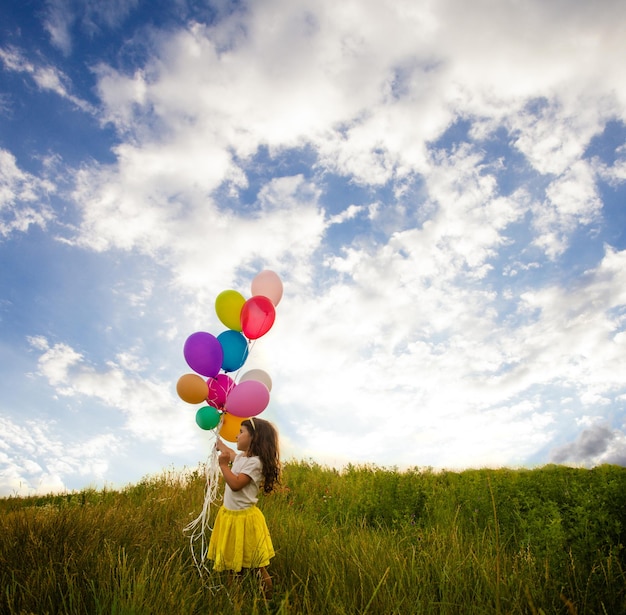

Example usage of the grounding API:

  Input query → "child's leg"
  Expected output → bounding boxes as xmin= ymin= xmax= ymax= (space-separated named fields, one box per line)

xmin=226 ymin=570 xmax=245 ymax=588
xmin=258 ymin=567 xmax=273 ymax=599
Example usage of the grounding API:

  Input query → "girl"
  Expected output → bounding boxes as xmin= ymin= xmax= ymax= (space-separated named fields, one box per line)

xmin=208 ymin=417 xmax=281 ymax=597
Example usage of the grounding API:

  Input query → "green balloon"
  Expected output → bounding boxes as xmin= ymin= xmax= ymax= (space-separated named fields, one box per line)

xmin=195 ymin=406 xmax=221 ymax=430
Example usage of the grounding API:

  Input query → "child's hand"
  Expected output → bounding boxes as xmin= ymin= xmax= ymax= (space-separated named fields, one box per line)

xmin=216 ymin=438 xmax=231 ymax=455
xmin=218 ymin=451 xmax=231 ymax=466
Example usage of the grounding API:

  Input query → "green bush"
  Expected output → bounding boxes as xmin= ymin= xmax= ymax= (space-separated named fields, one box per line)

xmin=1 ymin=462 xmax=625 ymax=614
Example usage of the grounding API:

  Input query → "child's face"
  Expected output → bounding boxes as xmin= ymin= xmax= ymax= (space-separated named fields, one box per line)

xmin=236 ymin=425 xmax=253 ymax=452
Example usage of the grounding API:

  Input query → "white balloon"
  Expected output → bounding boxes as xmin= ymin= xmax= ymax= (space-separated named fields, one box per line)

xmin=239 ymin=368 xmax=272 ymax=391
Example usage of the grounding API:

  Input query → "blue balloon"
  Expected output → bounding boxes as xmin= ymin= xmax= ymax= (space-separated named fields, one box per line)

xmin=217 ymin=330 xmax=249 ymax=372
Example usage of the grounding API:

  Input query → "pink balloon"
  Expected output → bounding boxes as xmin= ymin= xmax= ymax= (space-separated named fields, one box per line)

xmin=225 ymin=380 xmax=270 ymax=418
xmin=251 ymin=270 xmax=283 ymax=306
xmin=241 ymin=296 xmax=276 ymax=340
xmin=207 ymin=373 xmax=235 ymax=409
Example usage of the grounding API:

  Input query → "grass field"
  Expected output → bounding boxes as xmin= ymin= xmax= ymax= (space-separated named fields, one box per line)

xmin=1 ymin=461 xmax=625 ymax=614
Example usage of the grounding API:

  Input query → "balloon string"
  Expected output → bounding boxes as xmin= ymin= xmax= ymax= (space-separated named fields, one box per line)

xmin=184 ymin=417 xmax=223 ymax=578
xmin=232 ymin=339 xmax=257 ymax=384
xmin=185 ymin=340 xmax=260 ymax=578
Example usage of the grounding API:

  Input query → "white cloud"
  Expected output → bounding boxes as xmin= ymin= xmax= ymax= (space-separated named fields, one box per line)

xmin=268 ymin=245 xmax=626 ymax=469
xmin=69 ymin=166 xmax=327 ymax=313
xmin=0 ymin=416 xmax=122 ymax=496
xmin=0 ymin=149 xmax=56 ymax=238
xmin=73 ymin=0 xmax=625 ymax=267
xmin=2 ymin=0 xmax=626 ymax=494
xmin=510 ymin=100 xmax=608 ymax=177
xmin=27 ymin=336 xmax=203 ymax=456
xmin=33 ymin=338 xmax=83 ymax=387
xmin=532 ymin=160 xmax=602 ymax=258
xmin=595 ymin=144 xmax=626 ymax=186
xmin=43 ymin=0 xmax=140 ymax=55
xmin=78 ymin=2 xmax=626 ymax=475
xmin=0 ymin=46 xmax=95 ymax=112
xmin=43 ymin=0 xmax=74 ymax=55
xmin=494 ymin=247 xmax=626 ymax=397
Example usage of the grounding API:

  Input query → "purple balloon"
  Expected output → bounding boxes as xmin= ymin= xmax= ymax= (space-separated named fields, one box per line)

xmin=183 ymin=332 xmax=223 ymax=378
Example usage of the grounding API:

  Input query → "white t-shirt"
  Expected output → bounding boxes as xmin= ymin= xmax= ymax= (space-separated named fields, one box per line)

xmin=223 ymin=454 xmax=263 ymax=511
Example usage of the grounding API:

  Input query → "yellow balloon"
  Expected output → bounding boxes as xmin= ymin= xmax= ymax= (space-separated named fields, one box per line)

xmin=215 ymin=290 xmax=246 ymax=331
xmin=219 ymin=412 xmax=244 ymax=442
xmin=176 ymin=373 xmax=209 ymax=404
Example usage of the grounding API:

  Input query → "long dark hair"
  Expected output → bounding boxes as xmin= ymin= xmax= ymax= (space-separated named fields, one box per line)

xmin=242 ymin=417 xmax=281 ymax=494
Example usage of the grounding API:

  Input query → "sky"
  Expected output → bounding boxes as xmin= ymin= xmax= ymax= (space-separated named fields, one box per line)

xmin=1 ymin=0 xmax=626 ymax=497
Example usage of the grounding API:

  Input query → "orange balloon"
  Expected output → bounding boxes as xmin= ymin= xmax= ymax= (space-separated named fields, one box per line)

xmin=176 ymin=373 xmax=209 ymax=404
xmin=219 ymin=413 xmax=244 ymax=442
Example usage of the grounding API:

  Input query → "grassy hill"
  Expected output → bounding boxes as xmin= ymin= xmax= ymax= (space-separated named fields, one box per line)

xmin=1 ymin=462 xmax=625 ymax=614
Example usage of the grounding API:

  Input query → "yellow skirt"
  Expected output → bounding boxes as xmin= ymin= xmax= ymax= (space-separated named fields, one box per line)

xmin=208 ymin=505 xmax=275 ymax=572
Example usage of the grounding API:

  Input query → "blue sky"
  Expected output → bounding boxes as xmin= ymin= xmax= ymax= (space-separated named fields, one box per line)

xmin=1 ymin=0 xmax=626 ymax=496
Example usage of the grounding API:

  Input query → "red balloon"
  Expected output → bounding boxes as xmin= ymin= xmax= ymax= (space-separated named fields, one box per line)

xmin=240 ymin=296 xmax=276 ymax=340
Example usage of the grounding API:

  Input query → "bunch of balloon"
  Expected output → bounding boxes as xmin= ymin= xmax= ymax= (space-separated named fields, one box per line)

xmin=175 ymin=269 xmax=283 ymax=442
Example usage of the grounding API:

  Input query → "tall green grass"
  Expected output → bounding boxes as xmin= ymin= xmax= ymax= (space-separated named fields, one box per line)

xmin=1 ymin=462 xmax=625 ymax=614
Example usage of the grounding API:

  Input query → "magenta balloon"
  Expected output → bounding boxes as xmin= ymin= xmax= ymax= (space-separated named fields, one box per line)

xmin=251 ymin=270 xmax=283 ymax=306
xmin=183 ymin=332 xmax=223 ymax=378
xmin=240 ymin=296 xmax=276 ymax=340
xmin=225 ymin=380 xmax=270 ymax=418
xmin=207 ymin=373 xmax=235 ymax=409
